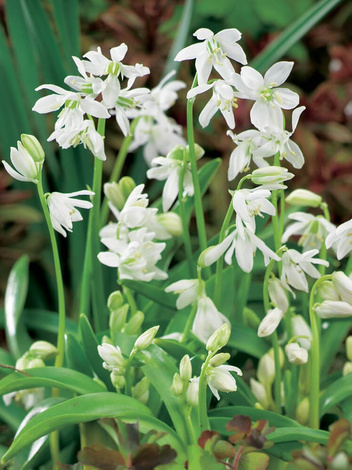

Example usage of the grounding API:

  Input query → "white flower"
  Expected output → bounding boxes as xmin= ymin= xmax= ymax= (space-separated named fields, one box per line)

xmin=315 ymin=300 xmax=352 ymax=319
xmin=257 ymin=307 xmax=284 ymax=337
xmin=149 ymin=71 xmax=186 ymax=115
xmin=332 ymin=271 xmax=352 ymax=304
xmin=187 ymin=80 xmax=237 ymax=129
xmin=252 ymin=106 xmax=305 ymax=168
xmin=98 ymin=227 xmax=167 ymax=282
xmin=281 ymin=249 xmax=329 ymax=293
xmin=291 ymin=314 xmax=311 ymax=350
xmin=326 ymin=219 xmax=352 ymax=260
xmin=175 ymin=28 xmax=247 ymax=85
xmin=165 ymin=279 xmax=203 ymax=309
xmin=48 ymin=119 xmax=106 ymax=160
xmin=232 ymin=62 xmax=299 ymax=129
xmin=2 ymin=141 xmax=43 ymax=183
xmin=268 ymin=277 xmax=289 ymax=314
xmin=98 ymin=343 xmax=126 ymax=374
xmin=46 ymin=190 xmax=94 ymax=237
xmin=285 ymin=342 xmax=308 ymax=365
xmin=206 ymin=364 xmax=242 ymax=400
xmin=232 ymin=187 xmax=276 ymax=235
xmin=192 ymin=295 xmax=230 ymax=344
xmin=282 ymin=212 xmax=335 ymax=252
xmin=65 ymin=56 xmax=104 ymax=95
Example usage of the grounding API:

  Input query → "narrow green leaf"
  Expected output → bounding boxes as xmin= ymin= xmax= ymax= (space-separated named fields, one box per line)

xmin=4 ymin=255 xmax=31 ymax=358
xmin=79 ymin=314 xmax=115 ymax=391
xmin=65 ymin=333 xmax=94 ymax=377
xmin=251 ymin=0 xmax=344 ymax=73
xmin=1 ymin=393 xmax=153 ymax=463
xmin=120 ymin=280 xmax=176 ymax=309
xmin=228 ymin=325 xmax=269 ymax=359
xmin=320 ymin=373 xmax=352 ymax=417
xmin=0 ymin=367 xmax=105 ymax=397
xmin=0 ymin=401 xmax=26 ymax=432
xmin=50 ymin=0 xmax=80 ymax=62
xmin=320 ymin=320 xmax=351 ymax=376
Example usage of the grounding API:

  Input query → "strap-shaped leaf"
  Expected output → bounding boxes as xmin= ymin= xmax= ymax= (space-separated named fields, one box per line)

xmin=320 ymin=373 xmax=352 ymax=417
xmin=0 ymin=367 xmax=105 ymax=396
xmin=120 ymin=280 xmax=177 ymax=309
xmin=228 ymin=325 xmax=269 ymax=359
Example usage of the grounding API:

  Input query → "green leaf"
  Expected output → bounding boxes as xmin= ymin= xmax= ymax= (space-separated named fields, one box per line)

xmin=0 ymin=367 xmax=106 ymax=397
xmin=120 ymin=280 xmax=176 ymax=309
xmin=1 ymin=393 xmax=153 ymax=463
xmin=228 ymin=325 xmax=269 ymax=359
xmin=0 ymin=400 xmax=26 ymax=432
xmin=50 ymin=0 xmax=80 ymax=62
xmin=320 ymin=320 xmax=351 ymax=376
xmin=4 ymin=255 xmax=31 ymax=358
xmin=66 ymin=333 xmax=94 ymax=377
xmin=79 ymin=314 xmax=115 ymax=392
xmin=251 ymin=0 xmax=344 ymax=73
xmin=320 ymin=373 xmax=352 ymax=417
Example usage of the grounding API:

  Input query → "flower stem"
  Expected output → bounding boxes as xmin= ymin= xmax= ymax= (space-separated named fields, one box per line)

xmin=198 ymin=352 xmax=213 ymax=432
xmin=100 ymin=117 xmax=139 ymax=227
xmin=308 ymin=274 xmax=332 ymax=429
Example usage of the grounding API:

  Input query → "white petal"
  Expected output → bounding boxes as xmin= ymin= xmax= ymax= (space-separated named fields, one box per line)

xmin=194 ymin=28 xmax=213 ymax=40
xmin=240 ymin=67 xmax=264 ymax=92
xmin=199 ymin=95 xmax=217 ymax=128
xmin=174 ymin=43 xmax=205 ymax=62
xmin=275 ymin=88 xmax=299 ymax=110
xmin=264 ymin=61 xmax=294 ymax=87
xmin=250 ymin=100 xmax=270 ymax=129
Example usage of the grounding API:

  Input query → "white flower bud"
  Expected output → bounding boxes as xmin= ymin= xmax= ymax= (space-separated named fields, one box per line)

xmin=156 ymin=212 xmax=183 ymax=237
xmin=104 ymin=182 xmax=125 ymax=211
xmin=315 ymin=300 xmax=352 ymax=319
xmin=257 ymin=308 xmax=284 ymax=338
xmin=98 ymin=343 xmax=126 ymax=372
xmin=296 ymin=398 xmax=309 ymax=425
xmin=251 ymin=166 xmax=294 ymax=186
xmin=346 ymin=336 xmax=352 ymax=362
xmin=110 ymin=372 xmax=125 ymax=390
xmin=206 ymin=323 xmax=231 ymax=352
xmin=209 ymin=353 xmax=231 ymax=368
xmin=267 ymin=347 xmax=285 ymax=368
xmin=268 ymin=278 xmax=289 ymax=313
xmin=291 ymin=315 xmax=312 ymax=350
xmin=21 ymin=134 xmax=45 ymax=163
xmin=257 ymin=354 xmax=275 ymax=386
xmin=171 ymin=373 xmax=184 ymax=396
xmin=29 ymin=341 xmax=58 ymax=359
xmin=15 ymin=355 xmax=30 ymax=370
xmin=107 ymin=291 xmax=124 ymax=311
xmin=134 ymin=326 xmax=159 ymax=351
xmin=332 ymin=271 xmax=352 ymax=304
xmin=285 ymin=189 xmax=322 ymax=208
xmin=343 ymin=361 xmax=352 ymax=376
xmin=179 ymin=355 xmax=192 ymax=382
xmin=133 ymin=377 xmax=149 ymax=404
xmin=285 ymin=342 xmax=308 ymax=365
xmin=26 ymin=357 xmax=45 ymax=369
xmin=250 ymin=378 xmax=269 ymax=409
xmin=317 ymin=280 xmax=340 ymax=301
xmin=186 ymin=379 xmax=199 ymax=407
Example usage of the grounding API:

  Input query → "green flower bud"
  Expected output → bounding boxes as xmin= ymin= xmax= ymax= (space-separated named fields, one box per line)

xmin=296 ymin=398 xmax=309 ymax=425
xmin=206 ymin=323 xmax=231 ymax=352
xmin=107 ymin=291 xmax=124 ymax=311
xmin=104 ymin=182 xmax=125 ymax=211
xmin=124 ymin=311 xmax=144 ymax=335
xmin=156 ymin=213 xmax=183 ymax=237
xmin=257 ymin=354 xmax=275 ymax=386
xmin=29 ymin=341 xmax=58 ymax=359
xmin=110 ymin=372 xmax=125 ymax=390
xmin=317 ymin=280 xmax=340 ymax=301
xmin=251 ymin=166 xmax=294 ymax=185
xmin=119 ymin=177 xmax=136 ymax=201
xmin=110 ymin=305 xmax=129 ymax=333
xmin=171 ymin=373 xmax=184 ymax=396
xmin=134 ymin=326 xmax=159 ymax=351
xmin=285 ymin=189 xmax=322 ymax=208
xmin=346 ymin=336 xmax=352 ymax=362
xmin=179 ymin=355 xmax=192 ymax=381
xmin=167 ymin=145 xmax=184 ymax=161
xmin=133 ymin=377 xmax=149 ymax=404
xmin=15 ymin=354 xmax=30 ymax=370
xmin=209 ymin=353 xmax=231 ymax=368
xmin=343 ymin=361 xmax=352 ymax=376
xmin=27 ymin=357 xmax=45 ymax=368
xmin=21 ymin=134 xmax=45 ymax=163
xmin=250 ymin=378 xmax=269 ymax=409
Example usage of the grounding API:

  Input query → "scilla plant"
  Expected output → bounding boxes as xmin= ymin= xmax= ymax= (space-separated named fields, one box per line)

xmin=1 ymin=27 xmax=352 ymax=470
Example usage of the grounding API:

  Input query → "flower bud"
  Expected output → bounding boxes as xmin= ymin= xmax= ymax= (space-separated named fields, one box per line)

xmin=104 ymin=182 xmax=125 ymax=211
xmin=110 ymin=372 xmax=125 ymax=390
xmin=285 ymin=342 xmax=308 ymax=365
xmin=133 ymin=377 xmax=149 ymax=404
xmin=285 ymin=189 xmax=322 ymax=208
xmin=206 ymin=323 xmax=231 ymax=352
xmin=107 ymin=291 xmax=124 ymax=311
xmin=291 ymin=315 xmax=312 ymax=350
xmin=134 ymin=326 xmax=159 ymax=351
xmin=331 ymin=452 xmax=350 ymax=470
xmin=186 ymin=379 xmax=199 ymax=407
xmin=267 ymin=347 xmax=285 ymax=367
xmin=110 ymin=305 xmax=129 ymax=333
xmin=346 ymin=336 xmax=352 ymax=362
xmin=251 ymin=166 xmax=294 ymax=185
xmin=332 ymin=271 xmax=352 ymax=304
xmin=29 ymin=341 xmax=58 ymax=359
xmin=296 ymin=398 xmax=309 ymax=425
xmin=156 ymin=212 xmax=183 ymax=237
xmin=257 ymin=354 xmax=275 ymax=386
xmin=167 ymin=145 xmax=184 ymax=161
xmin=315 ymin=300 xmax=352 ymax=319
xmin=250 ymin=378 xmax=269 ymax=409
xmin=21 ymin=134 xmax=45 ymax=163
xmin=171 ymin=373 xmax=184 ymax=396
xmin=119 ymin=177 xmax=136 ymax=201
xmin=343 ymin=361 xmax=352 ymax=376
xmin=209 ymin=353 xmax=231 ymax=368
xmin=98 ymin=343 xmax=126 ymax=371
xmin=26 ymin=357 xmax=45 ymax=369
xmin=257 ymin=308 xmax=284 ymax=338
xmin=124 ymin=311 xmax=144 ymax=334
xmin=180 ymin=355 xmax=192 ymax=382
xmin=192 ymin=143 xmax=205 ymax=161
xmin=268 ymin=278 xmax=289 ymax=313
xmin=317 ymin=280 xmax=340 ymax=301
xmin=16 ymin=354 xmax=30 ymax=370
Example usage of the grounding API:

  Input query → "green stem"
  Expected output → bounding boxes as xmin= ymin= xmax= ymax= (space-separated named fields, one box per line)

xmin=179 ymin=149 xmax=196 ymax=278
xmin=308 ymin=274 xmax=332 ymax=429
xmin=198 ymin=352 xmax=213 ymax=432
xmin=186 ymin=76 xmax=208 ymax=257
xmin=100 ymin=117 xmax=139 ymax=227
xmin=124 ymin=349 xmax=137 ymax=396
xmin=122 ymin=286 xmax=138 ymax=315
xmin=318 ymin=202 xmax=330 ymax=277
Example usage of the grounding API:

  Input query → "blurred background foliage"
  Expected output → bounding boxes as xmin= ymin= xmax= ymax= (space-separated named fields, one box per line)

xmin=0 ymin=0 xmax=351 ymax=311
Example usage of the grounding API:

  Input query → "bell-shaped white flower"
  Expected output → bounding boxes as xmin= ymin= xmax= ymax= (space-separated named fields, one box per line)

xmin=165 ymin=279 xmax=203 ymax=310
xmin=2 ymin=141 xmax=43 ymax=184
xmin=257 ymin=307 xmax=284 ymax=337
xmin=332 ymin=271 xmax=352 ymax=304
xmin=149 ymin=70 xmax=186 ymax=115
xmin=285 ymin=342 xmax=308 ymax=365
xmin=282 ymin=212 xmax=335 ymax=252
xmin=326 ymin=219 xmax=352 ymax=260
xmin=98 ymin=343 xmax=126 ymax=374
xmin=206 ymin=364 xmax=242 ymax=400
xmin=65 ymin=56 xmax=104 ymax=96
xmin=315 ymin=300 xmax=352 ymax=319
xmin=187 ymin=80 xmax=238 ymax=129
xmin=281 ymin=248 xmax=329 ymax=293
xmin=232 ymin=62 xmax=299 ymax=129
xmin=268 ymin=277 xmax=289 ymax=314
xmin=291 ymin=314 xmax=311 ymax=350
xmin=175 ymin=28 xmax=247 ymax=85
xmin=192 ymin=295 xmax=230 ymax=344
xmin=46 ymin=190 xmax=94 ymax=237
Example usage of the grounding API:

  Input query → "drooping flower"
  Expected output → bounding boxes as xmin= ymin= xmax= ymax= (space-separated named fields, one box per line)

xmin=98 ymin=343 xmax=126 ymax=374
xmin=285 ymin=343 xmax=308 ymax=365
xmin=326 ymin=219 xmax=352 ymax=260
xmin=206 ymin=363 xmax=243 ymax=400
xmin=315 ymin=300 xmax=352 ymax=319
xmin=165 ymin=279 xmax=203 ymax=310
xmin=232 ymin=62 xmax=299 ymax=129
xmin=268 ymin=277 xmax=289 ymax=314
xmin=192 ymin=295 xmax=230 ymax=344
xmin=46 ymin=190 xmax=94 ymax=237
xmin=2 ymin=141 xmax=43 ymax=184
xmin=257 ymin=307 xmax=284 ymax=337
xmin=175 ymin=28 xmax=247 ymax=85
